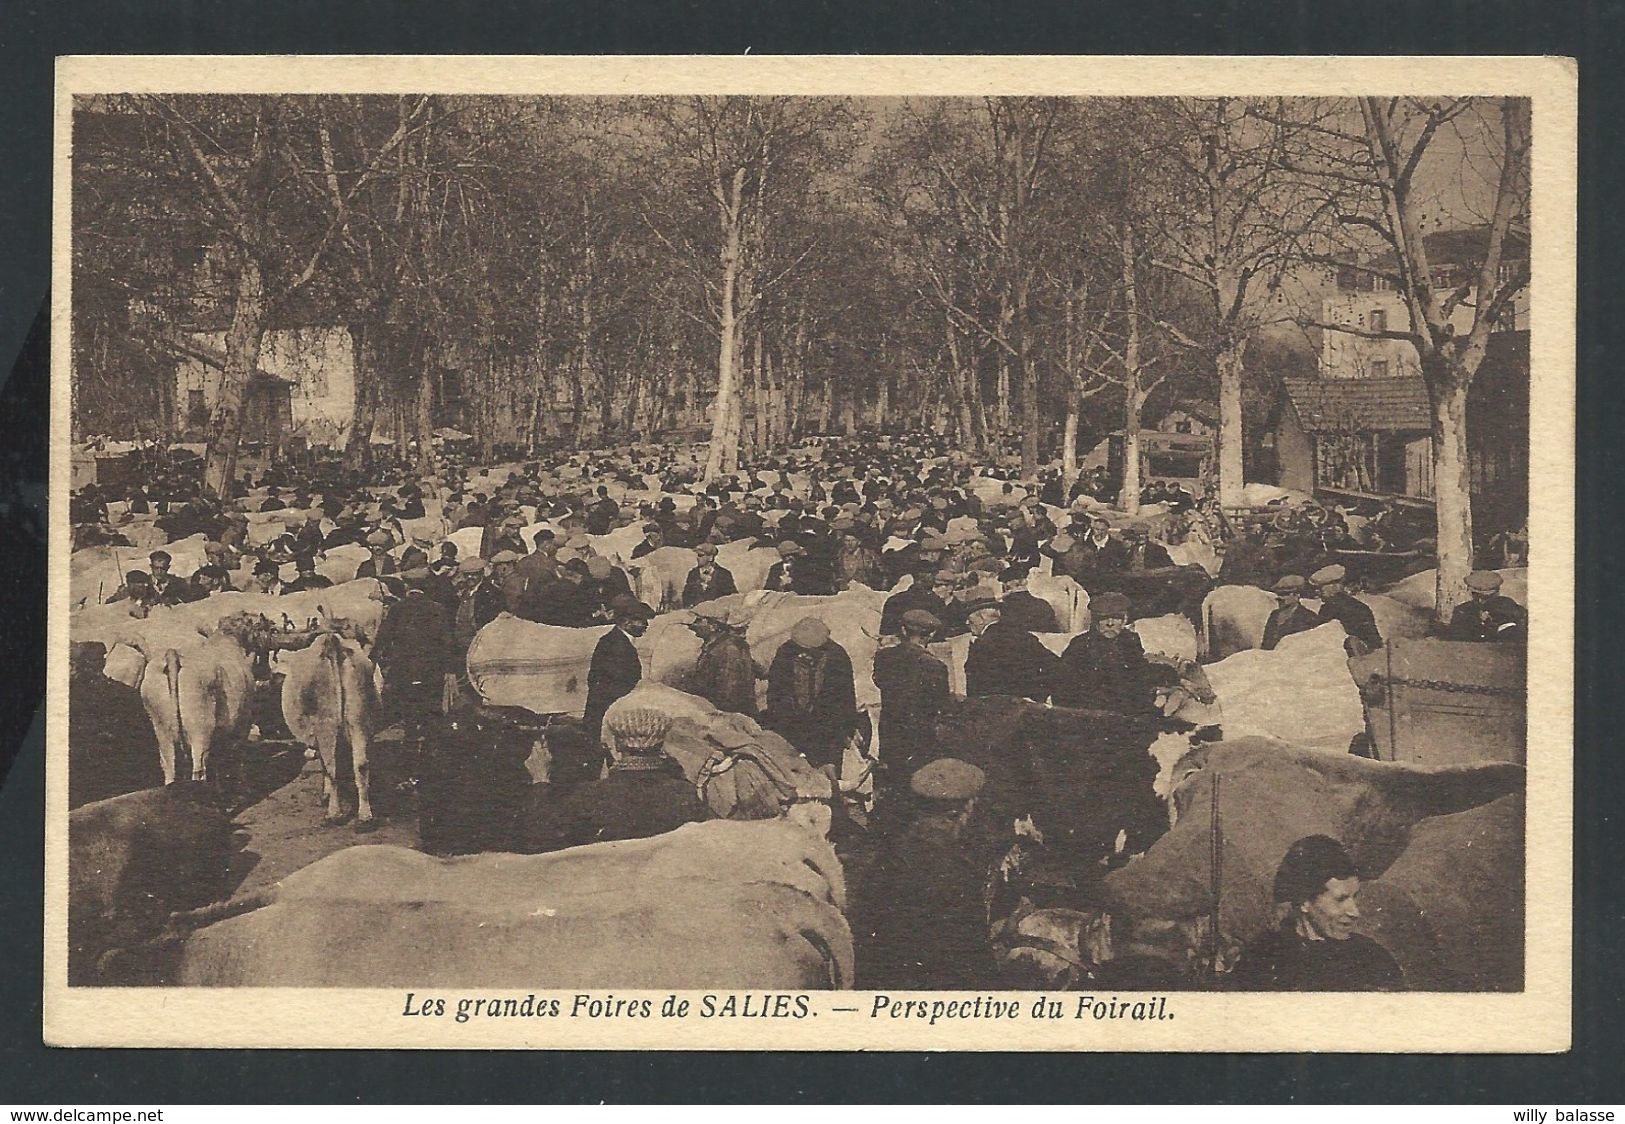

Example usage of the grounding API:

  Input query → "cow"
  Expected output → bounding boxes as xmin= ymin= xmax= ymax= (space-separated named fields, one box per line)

xmin=279 ymin=630 xmax=383 ymax=828
xmin=1199 ymin=585 xmax=1277 ymax=661
xmin=138 ymin=611 xmax=273 ymax=785
xmin=993 ymin=737 xmax=1525 ymax=990
xmin=68 ymin=783 xmax=237 ymax=984
xmin=150 ymin=807 xmax=852 ymax=989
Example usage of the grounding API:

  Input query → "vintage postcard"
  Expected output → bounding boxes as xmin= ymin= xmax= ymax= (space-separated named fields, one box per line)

xmin=46 ymin=55 xmax=1575 ymax=1051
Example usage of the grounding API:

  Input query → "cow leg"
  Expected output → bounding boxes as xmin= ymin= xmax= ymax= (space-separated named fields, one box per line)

xmin=350 ymin=726 xmax=375 ymax=831
xmin=155 ymin=731 xmax=177 ymax=787
xmin=317 ymin=732 xmax=349 ymax=824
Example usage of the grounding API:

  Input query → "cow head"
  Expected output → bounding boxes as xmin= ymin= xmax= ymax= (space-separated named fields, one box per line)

xmin=212 ymin=611 xmax=278 ymax=652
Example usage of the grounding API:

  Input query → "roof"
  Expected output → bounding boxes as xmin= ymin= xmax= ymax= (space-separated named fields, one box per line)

xmin=1281 ymin=376 xmax=1430 ymax=433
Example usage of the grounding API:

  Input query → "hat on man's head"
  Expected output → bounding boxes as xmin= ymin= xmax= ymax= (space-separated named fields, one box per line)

xmin=609 ymin=593 xmax=655 ymax=621
xmin=790 ymin=616 xmax=830 ymax=648
xmin=605 ymin=707 xmax=673 ymax=752
xmin=910 ymin=758 xmax=986 ymax=803
xmin=491 ymin=549 xmax=522 ymax=565
xmin=644 ymin=522 xmax=663 ymax=534
xmin=203 ymin=540 xmax=231 ymax=558
xmin=962 ymin=597 xmax=1002 ymax=617
xmin=366 ymin=530 xmax=393 ymax=547
xmin=253 ymin=560 xmax=279 ymax=578
xmin=690 ymin=600 xmax=734 ymax=624
xmin=694 ymin=541 xmax=719 ymax=557
xmin=1050 ymin=533 xmax=1076 ymax=553
xmin=457 ymin=556 xmax=488 ymax=575
xmin=1274 ymin=574 xmax=1307 ymax=593
xmin=1272 ymin=835 xmax=1358 ymax=904
xmin=1466 ymin=570 xmax=1503 ymax=593
xmin=1310 ymin=564 xmax=1347 ymax=587
xmin=1092 ymin=591 xmax=1131 ymax=618
xmin=900 ymin=608 xmax=943 ymax=633
xmin=586 ymin=556 xmax=614 ymax=580
xmin=777 ymin=540 xmax=805 ymax=557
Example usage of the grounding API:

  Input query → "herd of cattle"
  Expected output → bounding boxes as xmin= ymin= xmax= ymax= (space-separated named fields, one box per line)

xmin=67 ymin=469 xmax=1529 ymax=993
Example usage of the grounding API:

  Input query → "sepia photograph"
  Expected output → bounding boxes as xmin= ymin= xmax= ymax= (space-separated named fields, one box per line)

xmin=45 ymin=56 xmax=1575 ymax=1051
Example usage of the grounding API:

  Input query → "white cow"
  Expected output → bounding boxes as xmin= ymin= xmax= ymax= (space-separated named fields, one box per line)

xmin=138 ymin=612 xmax=271 ymax=784
xmin=280 ymin=631 xmax=383 ymax=827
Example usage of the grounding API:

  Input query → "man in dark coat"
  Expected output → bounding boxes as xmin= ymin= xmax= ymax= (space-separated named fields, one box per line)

xmin=354 ymin=531 xmax=398 ymax=580
xmin=1261 ymin=574 xmax=1321 ymax=651
xmin=516 ymin=558 xmax=596 ymax=627
xmin=763 ymin=540 xmax=820 ymax=594
xmin=1310 ymin=564 xmax=1383 ymax=655
xmin=686 ymin=601 xmax=758 ymax=718
xmin=1440 ymin=570 xmax=1527 ymax=642
xmin=527 ymin=708 xmax=712 ymax=852
xmin=585 ymin=487 xmax=619 ymax=536
xmin=881 ymin=568 xmax=962 ymax=637
xmin=681 ymin=542 xmax=737 ymax=607
xmin=1052 ymin=592 xmax=1158 ymax=716
xmin=68 ymin=642 xmax=161 ymax=806
xmin=965 ymin=599 xmax=1058 ymax=702
xmin=279 ymin=552 xmax=334 ymax=594
xmin=1230 ymin=834 xmax=1404 ymax=991
xmin=452 ymin=556 xmax=506 ymax=651
xmin=856 ymin=758 xmax=991 ymax=989
xmin=370 ymin=579 xmax=460 ymax=732
xmin=871 ymin=609 xmax=952 ymax=783
xmin=581 ymin=594 xmax=653 ymax=742
xmin=629 ymin=523 xmax=666 ymax=560
xmin=763 ymin=616 xmax=858 ymax=770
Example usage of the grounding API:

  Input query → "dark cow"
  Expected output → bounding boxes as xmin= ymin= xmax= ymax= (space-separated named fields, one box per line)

xmin=996 ymin=738 xmax=1525 ymax=990
xmin=69 ymin=783 xmax=237 ymax=984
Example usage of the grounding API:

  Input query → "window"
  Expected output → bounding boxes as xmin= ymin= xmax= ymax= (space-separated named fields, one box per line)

xmin=1369 ymin=308 xmax=1387 ymax=333
xmin=1370 ymin=360 xmax=1390 ymax=379
xmin=187 ymin=388 xmax=207 ymax=428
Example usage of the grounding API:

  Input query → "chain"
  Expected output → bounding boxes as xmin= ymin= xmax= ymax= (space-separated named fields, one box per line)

xmin=1377 ymin=676 xmax=1525 ymax=698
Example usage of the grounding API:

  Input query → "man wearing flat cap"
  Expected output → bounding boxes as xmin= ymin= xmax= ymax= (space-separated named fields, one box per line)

xmin=1310 ymin=564 xmax=1383 ymax=656
xmin=764 ymin=616 xmax=859 ymax=770
xmin=682 ymin=541 xmax=737 ymax=608
xmin=536 ymin=707 xmax=712 ymax=852
xmin=763 ymin=539 xmax=819 ymax=595
xmin=452 ymin=556 xmax=503 ymax=651
xmin=880 ymin=566 xmax=964 ymax=639
xmin=686 ymin=600 xmax=759 ymax=718
xmin=855 ymin=758 xmax=989 ymax=989
xmin=280 ymin=552 xmax=334 ymax=594
xmin=583 ymin=594 xmax=655 ymax=744
xmin=872 ymin=608 xmax=952 ymax=784
xmin=1262 ymin=574 xmax=1320 ymax=651
xmin=354 ymin=531 xmax=397 ymax=581
xmin=1441 ymin=570 xmax=1527 ymax=642
xmin=1053 ymin=591 xmax=1158 ymax=716
xmin=1230 ymin=835 xmax=1403 ymax=991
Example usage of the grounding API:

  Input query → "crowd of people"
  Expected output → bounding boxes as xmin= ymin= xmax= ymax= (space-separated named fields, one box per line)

xmin=69 ymin=432 xmax=1528 ymax=991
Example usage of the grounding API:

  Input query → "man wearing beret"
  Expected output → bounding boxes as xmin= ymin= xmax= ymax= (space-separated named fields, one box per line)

xmin=856 ymin=759 xmax=990 ymax=989
xmin=583 ymin=594 xmax=654 ymax=744
xmin=532 ymin=708 xmax=712 ymax=852
xmin=1053 ymin=591 xmax=1158 ymax=716
xmin=763 ymin=616 xmax=859 ymax=770
xmin=1230 ymin=835 xmax=1404 ymax=991
xmin=872 ymin=609 xmax=953 ymax=784
xmin=1441 ymin=570 xmax=1527 ymax=642
xmin=1261 ymin=574 xmax=1320 ymax=651
xmin=1310 ymin=564 xmax=1383 ymax=656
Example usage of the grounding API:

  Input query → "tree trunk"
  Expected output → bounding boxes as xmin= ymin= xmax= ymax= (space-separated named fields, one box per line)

xmin=1121 ymin=390 xmax=1145 ymax=516
xmin=414 ymin=354 xmax=435 ymax=479
xmin=1430 ymin=374 xmax=1474 ymax=624
xmin=1215 ymin=337 xmax=1247 ymax=506
xmin=202 ymin=255 xmax=267 ymax=498
xmin=344 ymin=323 xmax=377 ymax=472
xmin=1119 ymin=226 xmax=1145 ymax=515
xmin=1062 ymin=390 xmax=1080 ymax=485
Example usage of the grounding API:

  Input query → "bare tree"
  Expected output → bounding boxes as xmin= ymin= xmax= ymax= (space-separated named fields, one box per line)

xmin=1289 ymin=97 xmax=1530 ymax=618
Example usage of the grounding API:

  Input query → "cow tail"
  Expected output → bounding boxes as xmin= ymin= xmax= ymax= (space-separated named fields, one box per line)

xmin=164 ymin=887 xmax=280 ymax=935
xmin=320 ymin=631 xmax=349 ymax=757
xmin=1198 ymin=592 xmax=1213 ymax=661
xmin=163 ymin=649 xmax=188 ymax=764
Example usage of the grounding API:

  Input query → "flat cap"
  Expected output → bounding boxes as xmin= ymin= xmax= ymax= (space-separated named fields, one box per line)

xmin=605 ymin=707 xmax=674 ymax=749
xmin=609 ymin=593 xmax=655 ymax=620
xmin=1310 ymin=564 xmax=1346 ymax=586
xmin=694 ymin=541 xmax=719 ymax=556
xmin=586 ymin=556 xmax=614 ymax=579
xmin=910 ymin=758 xmax=986 ymax=802
xmin=962 ymin=597 xmax=1002 ymax=617
xmin=1273 ymin=574 xmax=1307 ymax=593
xmin=1050 ymin=533 xmax=1076 ymax=552
xmin=1466 ymin=570 xmax=1503 ymax=592
xmin=776 ymin=540 xmax=805 ymax=557
xmin=490 ymin=549 xmax=522 ymax=564
xmin=366 ymin=530 xmax=393 ymax=547
xmin=900 ymin=608 xmax=943 ymax=633
xmin=1092 ymin=591 xmax=1131 ymax=618
xmin=456 ymin=556 xmax=488 ymax=575
xmin=690 ymin=600 xmax=734 ymax=623
xmin=790 ymin=616 xmax=830 ymax=647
